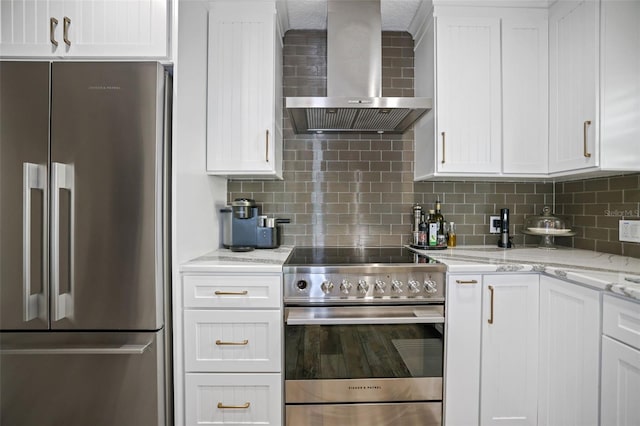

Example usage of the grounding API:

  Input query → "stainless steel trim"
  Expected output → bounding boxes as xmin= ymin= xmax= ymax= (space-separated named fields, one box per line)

xmin=22 ymin=163 xmax=46 ymax=322
xmin=50 ymin=17 xmax=58 ymax=46
xmin=285 ymin=305 xmax=444 ymax=325
xmin=285 ymin=377 xmax=442 ymax=404
xmin=283 ymin=264 xmax=446 ymax=274
xmin=51 ymin=162 xmax=74 ymax=322
xmin=63 ymin=17 xmax=71 ymax=46
xmin=0 ymin=342 xmax=152 ymax=355
xmin=286 ymin=402 xmax=442 ymax=426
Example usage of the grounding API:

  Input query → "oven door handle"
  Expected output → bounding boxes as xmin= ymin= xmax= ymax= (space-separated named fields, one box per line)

xmin=285 ymin=306 xmax=445 ymax=325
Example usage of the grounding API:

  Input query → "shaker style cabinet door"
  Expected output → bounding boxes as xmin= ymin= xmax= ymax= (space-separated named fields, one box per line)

xmin=435 ymin=16 xmax=501 ymax=174
xmin=480 ymin=274 xmax=539 ymax=426
xmin=0 ymin=0 xmax=168 ymax=58
xmin=548 ymin=0 xmax=599 ymax=173
xmin=206 ymin=1 xmax=283 ymax=178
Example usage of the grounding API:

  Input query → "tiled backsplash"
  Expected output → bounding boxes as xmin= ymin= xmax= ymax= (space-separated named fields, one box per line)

xmin=228 ymin=30 xmax=640 ymax=258
xmin=555 ymin=174 xmax=640 ymax=258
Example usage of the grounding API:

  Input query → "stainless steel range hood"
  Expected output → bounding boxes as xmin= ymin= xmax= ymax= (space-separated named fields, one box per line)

xmin=285 ymin=0 xmax=432 ymax=134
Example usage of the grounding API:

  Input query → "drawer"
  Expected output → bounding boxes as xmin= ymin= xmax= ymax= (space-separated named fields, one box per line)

xmin=184 ymin=310 xmax=281 ymax=373
xmin=185 ymin=373 xmax=282 ymax=426
xmin=603 ymin=294 xmax=640 ymax=351
xmin=183 ymin=274 xmax=281 ymax=309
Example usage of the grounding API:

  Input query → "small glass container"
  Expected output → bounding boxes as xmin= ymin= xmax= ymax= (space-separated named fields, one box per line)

xmin=447 ymin=222 xmax=457 ymax=247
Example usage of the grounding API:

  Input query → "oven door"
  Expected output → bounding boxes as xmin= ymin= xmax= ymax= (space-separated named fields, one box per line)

xmin=284 ymin=305 xmax=443 ymax=425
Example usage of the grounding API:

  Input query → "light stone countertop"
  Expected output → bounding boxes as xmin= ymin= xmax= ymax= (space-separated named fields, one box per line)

xmin=180 ymin=246 xmax=294 ymax=274
xmin=409 ymin=245 xmax=640 ymax=302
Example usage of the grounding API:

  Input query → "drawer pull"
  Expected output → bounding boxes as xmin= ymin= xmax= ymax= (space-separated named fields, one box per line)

xmin=215 ymin=339 xmax=249 ymax=346
xmin=214 ymin=290 xmax=248 ymax=296
xmin=456 ymin=280 xmax=478 ymax=284
xmin=218 ymin=402 xmax=250 ymax=409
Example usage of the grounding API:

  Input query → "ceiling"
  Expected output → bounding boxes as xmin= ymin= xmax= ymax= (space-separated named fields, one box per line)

xmin=282 ymin=0 xmax=423 ymax=32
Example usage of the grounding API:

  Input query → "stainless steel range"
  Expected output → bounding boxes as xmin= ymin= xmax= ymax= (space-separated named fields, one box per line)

xmin=283 ymin=247 xmax=446 ymax=426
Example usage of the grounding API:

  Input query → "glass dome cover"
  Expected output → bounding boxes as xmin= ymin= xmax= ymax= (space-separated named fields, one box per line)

xmin=524 ymin=206 xmax=573 ymax=235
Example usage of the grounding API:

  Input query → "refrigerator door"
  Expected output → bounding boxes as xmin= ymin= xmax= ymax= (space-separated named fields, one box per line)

xmin=0 ymin=330 xmax=165 ymax=426
xmin=0 ymin=62 xmax=50 ymax=330
xmin=49 ymin=62 xmax=166 ymax=330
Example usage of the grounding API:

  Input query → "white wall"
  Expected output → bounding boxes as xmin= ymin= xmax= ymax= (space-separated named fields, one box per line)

xmin=173 ymin=0 xmax=227 ymax=265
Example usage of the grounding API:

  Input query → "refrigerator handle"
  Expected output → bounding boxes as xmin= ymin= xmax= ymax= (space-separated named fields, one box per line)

xmin=51 ymin=162 xmax=74 ymax=322
xmin=22 ymin=163 xmax=47 ymax=322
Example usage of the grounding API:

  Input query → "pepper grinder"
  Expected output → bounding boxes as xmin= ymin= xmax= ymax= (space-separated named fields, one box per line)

xmin=497 ymin=208 xmax=512 ymax=248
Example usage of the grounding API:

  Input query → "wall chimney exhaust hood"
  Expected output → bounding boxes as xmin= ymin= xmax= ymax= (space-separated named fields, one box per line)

xmin=285 ymin=0 xmax=432 ymax=134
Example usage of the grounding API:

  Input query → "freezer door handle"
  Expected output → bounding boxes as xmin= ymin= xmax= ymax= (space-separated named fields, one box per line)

xmin=22 ymin=163 xmax=47 ymax=322
xmin=0 ymin=341 xmax=153 ymax=355
xmin=51 ymin=162 xmax=75 ymax=322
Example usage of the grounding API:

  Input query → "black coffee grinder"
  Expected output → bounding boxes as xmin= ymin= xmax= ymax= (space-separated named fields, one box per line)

xmin=497 ymin=208 xmax=512 ymax=248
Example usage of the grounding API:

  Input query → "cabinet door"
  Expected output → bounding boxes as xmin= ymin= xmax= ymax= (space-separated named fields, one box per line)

xmin=435 ymin=16 xmax=501 ymax=174
xmin=502 ymin=15 xmax=548 ymax=175
xmin=480 ymin=274 xmax=539 ymax=425
xmin=207 ymin=2 xmax=281 ymax=177
xmin=444 ymin=275 xmax=482 ymax=426
xmin=61 ymin=0 xmax=168 ymax=58
xmin=0 ymin=0 xmax=167 ymax=58
xmin=0 ymin=0 xmax=62 ymax=56
xmin=185 ymin=373 xmax=282 ymax=426
xmin=538 ymin=276 xmax=600 ymax=426
xmin=549 ymin=0 xmax=599 ymax=173
xmin=601 ymin=336 xmax=640 ymax=426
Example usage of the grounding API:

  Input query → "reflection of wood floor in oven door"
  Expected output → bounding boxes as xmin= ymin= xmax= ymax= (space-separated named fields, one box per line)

xmin=287 ymin=325 xmax=439 ymax=379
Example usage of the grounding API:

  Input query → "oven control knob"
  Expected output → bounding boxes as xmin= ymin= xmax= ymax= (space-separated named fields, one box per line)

xmin=340 ymin=280 xmax=353 ymax=294
xmin=408 ymin=280 xmax=421 ymax=293
xmin=391 ymin=280 xmax=403 ymax=293
xmin=321 ymin=281 xmax=334 ymax=294
xmin=296 ymin=280 xmax=308 ymax=291
xmin=357 ymin=280 xmax=369 ymax=294
xmin=374 ymin=280 xmax=387 ymax=293
xmin=424 ymin=280 xmax=438 ymax=294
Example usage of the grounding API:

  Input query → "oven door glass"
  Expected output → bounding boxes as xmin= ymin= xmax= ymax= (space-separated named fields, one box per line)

xmin=284 ymin=305 xmax=444 ymax=404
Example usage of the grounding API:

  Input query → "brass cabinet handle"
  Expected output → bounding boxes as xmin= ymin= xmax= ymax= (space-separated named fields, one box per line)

xmin=63 ymin=16 xmax=71 ymax=46
xmin=488 ymin=285 xmax=495 ymax=324
xmin=215 ymin=339 xmax=249 ymax=346
xmin=441 ymin=132 xmax=446 ymax=164
xmin=456 ymin=280 xmax=478 ymax=284
xmin=265 ymin=129 xmax=270 ymax=162
xmin=214 ymin=290 xmax=248 ymax=296
xmin=218 ymin=402 xmax=250 ymax=409
xmin=583 ymin=120 xmax=592 ymax=158
xmin=50 ymin=17 xmax=59 ymax=46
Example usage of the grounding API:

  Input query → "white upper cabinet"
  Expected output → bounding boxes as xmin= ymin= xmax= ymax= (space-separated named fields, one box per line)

xmin=0 ymin=0 xmax=168 ymax=58
xmin=549 ymin=0 xmax=640 ymax=176
xmin=414 ymin=6 xmax=548 ymax=180
xmin=206 ymin=1 xmax=283 ymax=179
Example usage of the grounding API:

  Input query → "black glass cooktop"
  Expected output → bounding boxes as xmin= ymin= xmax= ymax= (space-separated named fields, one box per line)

xmin=285 ymin=246 xmax=438 ymax=266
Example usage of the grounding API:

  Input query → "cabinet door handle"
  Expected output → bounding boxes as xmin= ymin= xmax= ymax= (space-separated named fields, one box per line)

xmin=265 ymin=129 xmax=270 ymax=162
xmin=215 ymin=339 xmax=249 ymax=346
xmin=214 ymin=290 xmax=248 ymax=296
xmin=441 ymin=132 xmax=446 ymax=164
xmin=583 ymin=120 xmax=592 ymax=158
xmin=488 ymin=285 xmax=494 ymax=324
xmin=50 ymin=17 xmax=59 ymax=47
xmin=63 ymin=16 xmax=71 ymax=46
xmin=456 ymin=280 xmax=478 ymax=284
xmin=217 ymin=402 xmax=250 ymax=409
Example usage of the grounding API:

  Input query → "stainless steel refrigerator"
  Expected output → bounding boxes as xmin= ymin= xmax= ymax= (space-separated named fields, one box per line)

xmin=0 ymin=62 xmax=172 ymax=426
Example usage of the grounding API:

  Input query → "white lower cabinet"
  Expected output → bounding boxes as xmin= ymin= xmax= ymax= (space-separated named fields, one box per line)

xmin=186 ymin=373 xmax=282 ymax=426
xmin=480 ymin=274 xmax=539 ymax=426
xmin=180 ymin=272 xmax=283 ymax=426
xmin=445 ymin=273 xmax=539 ymax=426
xmin=538 ymin=276 xmax=600 ymax=426
xmin=601 ymin=295 xmax=640 ymax=426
